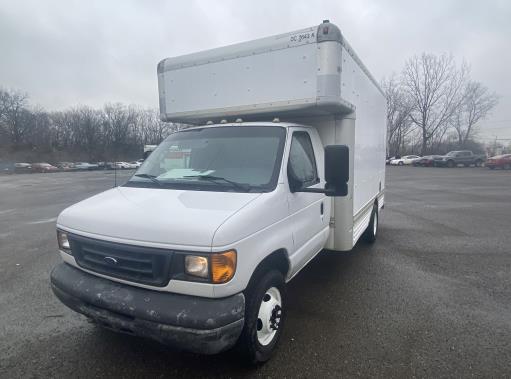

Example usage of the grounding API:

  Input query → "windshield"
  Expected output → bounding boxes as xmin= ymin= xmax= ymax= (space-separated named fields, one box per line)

xmin=125 ymin=126 xmax=286 ymax=192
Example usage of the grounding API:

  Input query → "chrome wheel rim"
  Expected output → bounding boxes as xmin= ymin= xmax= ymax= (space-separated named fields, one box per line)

xmin=256 ymin=287 xmax=282 ymax=346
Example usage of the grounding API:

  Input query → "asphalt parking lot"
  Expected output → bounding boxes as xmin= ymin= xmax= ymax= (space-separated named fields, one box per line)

xmin=1 ymin=167 xmax=510 ymax=378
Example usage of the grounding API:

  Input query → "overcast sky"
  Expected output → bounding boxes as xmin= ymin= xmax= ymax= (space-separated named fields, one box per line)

xmin=1 ymin=0 xmax=510 ymax=140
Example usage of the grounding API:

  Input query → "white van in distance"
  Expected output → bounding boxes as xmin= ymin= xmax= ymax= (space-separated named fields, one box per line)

xmin=51 ymin=20 xmax=386 ymax=363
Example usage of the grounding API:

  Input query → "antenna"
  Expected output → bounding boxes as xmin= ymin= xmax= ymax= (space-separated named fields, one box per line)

xmin=114 ymin=152 xmax=117 ymax=187
xmin=114 ymin=161 xmax=117 ymax=187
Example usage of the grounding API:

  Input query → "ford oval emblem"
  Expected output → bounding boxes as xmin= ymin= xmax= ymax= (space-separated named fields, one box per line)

xmin=103 ymin=256 xmax=118 ymax=265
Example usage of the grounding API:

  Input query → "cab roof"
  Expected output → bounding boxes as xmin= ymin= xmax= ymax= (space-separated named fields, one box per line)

xmin=181 ymin=121 xmax=311 ymax=131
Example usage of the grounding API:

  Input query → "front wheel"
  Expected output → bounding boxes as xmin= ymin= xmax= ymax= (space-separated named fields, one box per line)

xmin=475 ymin=160 xmax=483 ymax=167
xmin=398 ymin=161 xmax=404 ymax=166
xmin=447 ymin=160 xmax=455 ymax=168
xmin=237 ymin=270 xmax=286 ymax=364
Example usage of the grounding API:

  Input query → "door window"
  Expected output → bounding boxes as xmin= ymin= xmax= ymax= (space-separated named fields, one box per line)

xmin=288 ymin=131 xmax=319 ymax=188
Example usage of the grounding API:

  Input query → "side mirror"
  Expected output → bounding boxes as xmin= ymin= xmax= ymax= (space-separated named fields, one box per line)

xmin=292 ymin=144 xmax=349 ymax=197
xmin=325 ymin=145 xmax=349 ymax=197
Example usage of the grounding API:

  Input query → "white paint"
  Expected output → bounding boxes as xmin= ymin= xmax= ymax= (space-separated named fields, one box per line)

xmin=56 ymin=23 xmax=386 ymax=299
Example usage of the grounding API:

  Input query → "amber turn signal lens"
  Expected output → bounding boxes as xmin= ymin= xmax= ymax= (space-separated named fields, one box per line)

xmin=211 ymin=250 xmax=237 ymax=284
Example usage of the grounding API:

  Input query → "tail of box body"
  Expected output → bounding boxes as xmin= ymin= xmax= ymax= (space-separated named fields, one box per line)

xmin=158 ymin=21 xmax=386 ymax=251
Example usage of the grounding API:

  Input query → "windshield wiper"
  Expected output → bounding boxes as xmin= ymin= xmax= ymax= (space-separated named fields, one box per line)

xmin=134 ymin=173 xmax=162 ymax=187
xmin=183 ymin=175 xmax=251 ymax=192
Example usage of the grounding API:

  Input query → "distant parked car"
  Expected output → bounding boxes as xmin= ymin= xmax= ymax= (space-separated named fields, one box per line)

xmin=386 ymin=155 xmax=400 ymax=165
xmin=413 ymin=155 xmax=443 ymax=167
xmin=74 ymin=162 xmax=99 ymax=170
xmin=97 ymin=162 xmax=115 ymax=170
xmin=113 ymin=162 xmax=132 ymax=169
xmin=56 ymin=162 xmax=76 ymax=171
xmin=125 ymin=162 xmax=139 ymax=169
xmin=390 ymin=155 xmax=420 ymax=166
xmin=14 ymin=163 xmax=32 ymax=174
xmin=0 ymin=162 xmax=15 ymax=174
xmin=130 ymin=161 xmax=142 ymax=168
xmin=434 ymin=151 xmax=485 ymax=168
xmin=31 ymin=163 xmax=58 ymax=173
xmin=486 ymin=154 xmax=511 ymax=170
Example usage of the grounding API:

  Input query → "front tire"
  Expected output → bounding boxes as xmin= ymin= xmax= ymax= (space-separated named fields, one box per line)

xmin=237 ymin=270 xmax=286 ymax=364
xmin=398 ymin=161 xmax=404 ymax=166
xmin=362 ymin=204 xmax=379 ymax=243
xmin=447 ymin=160 xmax=455 ymax=168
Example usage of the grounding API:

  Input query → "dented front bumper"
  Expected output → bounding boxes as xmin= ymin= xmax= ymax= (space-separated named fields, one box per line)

xmin=50 ymin=263 xmax=245 ymax=354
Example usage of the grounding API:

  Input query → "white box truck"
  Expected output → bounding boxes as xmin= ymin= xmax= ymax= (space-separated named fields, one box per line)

xmin=51 ymin=20 xmax=386 ymax=363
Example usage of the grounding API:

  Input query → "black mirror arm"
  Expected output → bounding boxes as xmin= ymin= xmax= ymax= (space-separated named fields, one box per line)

xmin=295 ymin=186 xmax=336 ymax=195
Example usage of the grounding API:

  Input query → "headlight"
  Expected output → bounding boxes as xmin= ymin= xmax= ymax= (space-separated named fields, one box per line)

xmin=184 ymin=255 xmax=209 ymax=279
xmin=183 ymin=250 xmax=237 ymax=283
xmin=57 ymin=230 xmax=71 ymax=253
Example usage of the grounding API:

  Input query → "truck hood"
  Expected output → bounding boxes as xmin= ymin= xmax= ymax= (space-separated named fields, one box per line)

xmin=57 ymin=187 xmax=260 ymax=248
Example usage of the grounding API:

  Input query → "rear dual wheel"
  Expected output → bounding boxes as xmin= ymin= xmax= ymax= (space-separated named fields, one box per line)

xmin=362 ymin=204 xmax=379 ymax=243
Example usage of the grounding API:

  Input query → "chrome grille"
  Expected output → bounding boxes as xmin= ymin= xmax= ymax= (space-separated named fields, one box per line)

xmin=69 ymin=234 xmax=173 ymax=287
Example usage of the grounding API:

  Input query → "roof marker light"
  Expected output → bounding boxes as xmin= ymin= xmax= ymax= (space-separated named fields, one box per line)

xmin=273 ymin=118 xmax=280 ymax=123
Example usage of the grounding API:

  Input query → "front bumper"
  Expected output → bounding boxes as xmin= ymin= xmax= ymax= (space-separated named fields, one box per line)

xmin=50 ymin=263 xmax=245 ymax=354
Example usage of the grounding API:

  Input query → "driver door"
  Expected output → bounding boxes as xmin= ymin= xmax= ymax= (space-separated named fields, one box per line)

xmin=286 ymin=129 xmax=327 ymax=276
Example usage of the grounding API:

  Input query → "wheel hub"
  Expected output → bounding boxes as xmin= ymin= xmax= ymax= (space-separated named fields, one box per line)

xmin=269 ymin=305 xmax=282 ymax=330
xmin=256 ymin=287 xmax=282 ymax=346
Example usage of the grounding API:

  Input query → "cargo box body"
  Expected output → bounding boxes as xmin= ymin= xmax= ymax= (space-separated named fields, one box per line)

xmin=157 ymin=21 xmax=386 ymax=251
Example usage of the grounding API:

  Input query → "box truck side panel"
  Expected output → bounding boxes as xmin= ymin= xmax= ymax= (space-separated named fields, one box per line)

xmin=340 ymin=46 xmax=386 ymax=222
xmin=312 ymin=115 xmax=356 ymax=252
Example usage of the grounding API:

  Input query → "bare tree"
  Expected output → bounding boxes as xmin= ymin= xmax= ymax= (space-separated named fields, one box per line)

xmin=51 ymin=111 xmax=76 ymax=150
xmin=0 ymin=89 xmax=9 ymax=120
xmin=72 ymin=106 xmax=103 ymax=160
xmin=0 ymin=89 xmax=30 ymax=147
xmin=24 ymin=108 xmax=52 ymax=150
xmin=103 ymin=103 xmax=139 ymax=157
xmin=382 ymin=75 xmax=414 ymax=156
xmin=452 ymin=81 xmax=499 ymax=147
xmin=402 ymin=53 xmax=468 ymax=155
xmin=137 ymin=108 xmax=177 ymax=145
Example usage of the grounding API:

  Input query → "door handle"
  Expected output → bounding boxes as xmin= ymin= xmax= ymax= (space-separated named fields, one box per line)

xmin=320 ymin=202 xmax=324 ymax=215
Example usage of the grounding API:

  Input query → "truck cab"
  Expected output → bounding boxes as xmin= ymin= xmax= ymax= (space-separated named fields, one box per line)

xmin=51 ymin=21 xmax=386 ymax=363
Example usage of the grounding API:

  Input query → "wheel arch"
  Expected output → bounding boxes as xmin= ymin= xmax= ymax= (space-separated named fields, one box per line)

xmin=245 ymin=249 xmax=290 ymax=291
